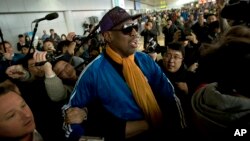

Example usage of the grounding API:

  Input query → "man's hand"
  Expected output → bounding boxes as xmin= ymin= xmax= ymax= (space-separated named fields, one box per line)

xmin=125 ymin=120 xmax=149 ymax=138
xmin=66 ymin=32 xmax=76 ymax=41
xmin=33 ymin=51 xmax=55 ymax=78
xmin=175 ymin=82 xmax=189 ymax=94
xmin=173 ymin=30 xmax=181 ymax=42
xmin=3 ymin=52 xmax=13 ymax=60
xmin=6 ymin=65 xmax=29 ymax=80
xmin=186 ymin=32 xmax=198 ymax=44
xmin=64 ymin=107 xmax=88 ymax=124
xmin=217 ymin=0 xmax=227 ymax=11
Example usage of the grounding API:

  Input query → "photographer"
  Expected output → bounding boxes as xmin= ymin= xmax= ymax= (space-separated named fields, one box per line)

xmin=0 ymin=41 xmax=25 ymax=79
xmin=162 ymin=19 xmax=178 ymax=46
xmin=68 ymin=31 xmax=101 ymax=71
xmin=172 ymin=29 xmax=200 ymax=70
xmin=140 ymin=21 xmax=158 ymax=50
xmin=0 ymin=41 xmax=25 ymax=63
xmin=143 ymin=38 xmax=163 ymax=62
xmin=56 ymin=33 xmax=87 ymax=75
xmin=75 ymin=38 xmax=90 ymax=58
xmin=56 ymin=40 xmax=84 ymax=67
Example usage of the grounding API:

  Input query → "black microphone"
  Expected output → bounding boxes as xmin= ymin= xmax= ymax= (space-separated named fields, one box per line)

xmin=32 ymin=12 xmax=59 ymax=23
xmin=0 ymin=28 xmax=6 ymax=52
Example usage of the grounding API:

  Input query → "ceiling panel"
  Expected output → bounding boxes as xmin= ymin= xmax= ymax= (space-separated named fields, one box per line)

xmin=133 ymin=0 xmax=177 ymax=7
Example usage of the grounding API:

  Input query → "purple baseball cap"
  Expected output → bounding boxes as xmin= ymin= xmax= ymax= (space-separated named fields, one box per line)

xmin=100 ymin=6 xmax=141 ymax=33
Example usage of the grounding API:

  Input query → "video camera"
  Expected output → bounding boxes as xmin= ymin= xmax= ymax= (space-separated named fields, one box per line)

xmin=73 ymin=35 xmax=86 ymax=42
xmin=46 ymin=52 xmax=63 ymax=62
xmin=145 ymin=38 xmax=158 ymax=53
xmin=144 ymin=38 xmax=166 ymax=54
xmin=35 ymin=52 xmax=64 ymax=66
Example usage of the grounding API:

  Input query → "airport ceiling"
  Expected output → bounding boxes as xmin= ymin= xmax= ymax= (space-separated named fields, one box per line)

xmin=132 ymin=0 xmax=177 ymax=7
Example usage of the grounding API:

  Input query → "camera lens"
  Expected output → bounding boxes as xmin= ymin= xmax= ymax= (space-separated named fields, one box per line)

xmin=73 ymin=35 xmax=84 ymax=41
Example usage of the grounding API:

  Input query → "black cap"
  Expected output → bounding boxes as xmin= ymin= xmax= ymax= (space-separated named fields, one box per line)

xmin=221 ymin=0 xmax=250 ymax=22
xmin=100 ymin=6 xmax=141 ymax=33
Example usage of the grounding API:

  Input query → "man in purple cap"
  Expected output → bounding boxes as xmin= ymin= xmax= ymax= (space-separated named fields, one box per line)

xmin=63 ymin=6 xmax=187 ymax=141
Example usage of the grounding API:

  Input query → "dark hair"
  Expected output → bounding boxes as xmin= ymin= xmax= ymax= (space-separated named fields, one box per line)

xmin=20 ymin=45 xmax=30 ymax=49
xmin=221 ymin=0 xmax=250 ymax=23
xmin=206 ymin=13 xmax=216 ymax=19
xmin=0 ymin=41 xmax=12 ymax=49
xmin=145 ymin=21 xmax=152 ymax=26
xmin=164 ymin=42 xmax=185 ymax=58
xmin=61 ymin=34 xmax=67 ymax=38
xmin=0 ymin=80 xmax=19 ymax=96
xmin=166 ymin=19 xmax=172 ymax=22
xmin=56 ymin=40 xmax=71 ymax=54
xmin=18 ymin=34 xmax=24 ymax=38
xmin=0 ymin=86 xmax=10 ymax=96
xmin=43 ymin=38 xmax=54 ymax=45
xmin=198 ymin=25 xmax=250 ymax=97
xmin=208 ymin=21 xmax=220 ymax=32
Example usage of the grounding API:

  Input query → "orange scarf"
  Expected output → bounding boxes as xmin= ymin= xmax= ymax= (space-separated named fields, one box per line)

xmin=106 ymin=47 xmax=162 ymax=127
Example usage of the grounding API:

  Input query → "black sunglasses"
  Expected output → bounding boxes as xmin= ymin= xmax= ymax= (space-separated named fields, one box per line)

xmin=110 ymin=22 xmax=139 ymax=35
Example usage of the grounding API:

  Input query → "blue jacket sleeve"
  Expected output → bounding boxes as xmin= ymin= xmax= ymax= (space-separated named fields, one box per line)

xmin=64 ymin=69 xmax=96 ymax=140
xmin=68 ymin=124 xmax=84 ymax=141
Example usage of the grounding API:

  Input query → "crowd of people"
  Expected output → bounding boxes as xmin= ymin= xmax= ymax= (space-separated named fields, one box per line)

xmin=0 ymin=0 xmax=250 ymax=140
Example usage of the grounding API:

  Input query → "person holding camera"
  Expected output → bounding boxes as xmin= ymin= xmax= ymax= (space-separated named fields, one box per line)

xmin=0 ymin=41 xmax=25 ymax=63
xmin=162 ymin=19 xmax=178 ymax=46
xmin=56 ymin=40 xmax=84 ymax=69
xmin=140 ymin=21 xmax=158 ymax=50
xmin=172 ymin=27 xmax=200 ymax=70
xmin=0 ymin=41 xmax=25 ymax=81
xmin=140 ymin=21 xmax=159 ymax=61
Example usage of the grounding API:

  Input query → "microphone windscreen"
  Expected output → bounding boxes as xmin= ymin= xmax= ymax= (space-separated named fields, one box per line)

xmin=45 ymin=12 xmax=59 ymax=21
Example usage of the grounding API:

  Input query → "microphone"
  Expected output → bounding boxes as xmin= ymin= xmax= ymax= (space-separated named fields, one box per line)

xmin=32 ymin=12 xmax=59 ymax=23
xmin=0 ymin=28 xmax=6 ymax=52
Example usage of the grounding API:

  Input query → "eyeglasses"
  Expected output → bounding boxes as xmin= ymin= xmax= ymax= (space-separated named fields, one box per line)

xmin=110 ymin=22 xmax=139 ymax=35
xmin=164 ymin=53 xmax=183 ymax=60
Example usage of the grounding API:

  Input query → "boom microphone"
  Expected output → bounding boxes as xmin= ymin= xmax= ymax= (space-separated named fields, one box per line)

xmin=0 ymin=28 xmax=6 ymax=52
xmin=32 ymin=12 xmax=59 ymax=23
